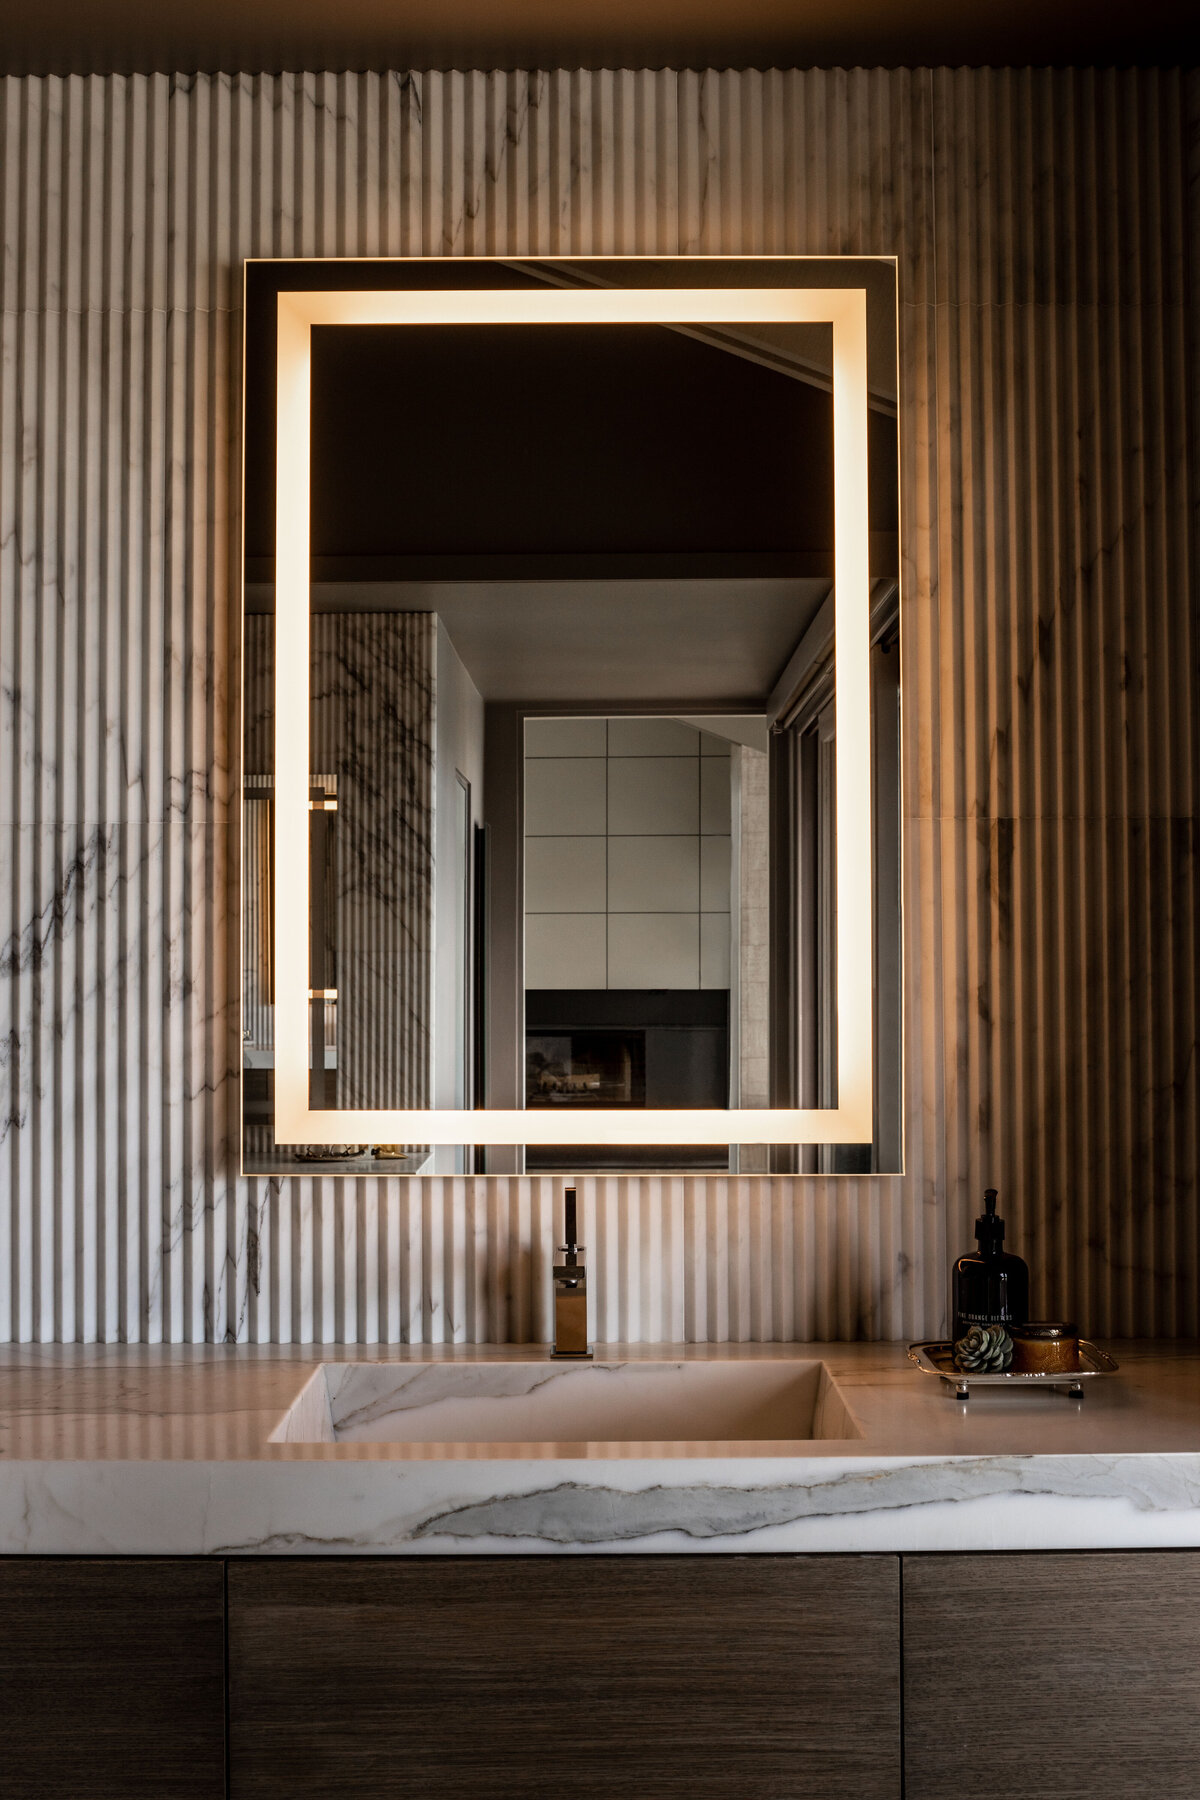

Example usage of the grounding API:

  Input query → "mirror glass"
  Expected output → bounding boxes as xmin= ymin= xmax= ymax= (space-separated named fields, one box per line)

xmin=241 ymin=257 xmax=901 ymax=1177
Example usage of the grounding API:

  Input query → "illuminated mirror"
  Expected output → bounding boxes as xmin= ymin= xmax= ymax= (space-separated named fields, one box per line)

xmin=241 ymin=257 xmax=901 ymax=1176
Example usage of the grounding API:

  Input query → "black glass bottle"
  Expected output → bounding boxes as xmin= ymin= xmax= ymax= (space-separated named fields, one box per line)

xmin=951 ymin=1189 xmax=1030 ymax=1342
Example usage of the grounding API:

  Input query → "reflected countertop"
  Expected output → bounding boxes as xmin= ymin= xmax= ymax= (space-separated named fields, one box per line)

xmin=1 ymin=1340 xmax=1198 ymax=1555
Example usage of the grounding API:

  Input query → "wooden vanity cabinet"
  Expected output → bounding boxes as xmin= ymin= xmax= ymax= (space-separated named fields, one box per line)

xmin=3 ymin=1548 xmax=1197 ymax=1798
xmin=902 ymin=1551 xmax=1200 ymax=1800
xmin=226 ymin=1554 xmax=901 ymax=1799
xmin=0 ymin=1558 xmax=226 ymax=1800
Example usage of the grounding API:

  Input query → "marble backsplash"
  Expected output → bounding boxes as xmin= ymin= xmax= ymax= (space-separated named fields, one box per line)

xmin=0 ymin=67 xmax=1196 ymax=1342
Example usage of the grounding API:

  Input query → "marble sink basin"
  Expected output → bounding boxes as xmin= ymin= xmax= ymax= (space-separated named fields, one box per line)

xmin=271 ymin=1356 xmax=862 ymax=1454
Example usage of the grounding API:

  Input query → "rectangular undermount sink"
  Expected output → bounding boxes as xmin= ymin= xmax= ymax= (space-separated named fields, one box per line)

xmin=271 ymin=1357 xmax=862 ymax=1453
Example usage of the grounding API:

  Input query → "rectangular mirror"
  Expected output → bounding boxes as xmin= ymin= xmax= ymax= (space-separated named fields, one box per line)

xmin=241 ymin=257 xmax=901 ymax=1177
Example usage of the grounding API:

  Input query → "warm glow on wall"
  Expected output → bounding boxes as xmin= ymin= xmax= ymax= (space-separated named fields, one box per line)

xmin=270 ymin=273 xmax=873 ymax=1146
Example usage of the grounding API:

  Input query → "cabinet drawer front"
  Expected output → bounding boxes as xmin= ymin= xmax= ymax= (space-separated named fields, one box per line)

xmin=229 ymin=1554 xmax=900 ymax=1799
xmin=903 ymin=1550 xmax=1200 ymax=1800
xmin=0 ymin=1558 xmax=226 ymax=1800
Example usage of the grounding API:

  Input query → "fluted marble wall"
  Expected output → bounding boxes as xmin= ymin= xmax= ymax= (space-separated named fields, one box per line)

xmin=0 ymin=68 xmax=1196 ymax=1343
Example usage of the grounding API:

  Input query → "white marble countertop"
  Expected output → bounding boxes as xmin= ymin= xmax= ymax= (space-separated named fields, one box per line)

xmin=1 ymin=1341 xmax=1198 ymax=1555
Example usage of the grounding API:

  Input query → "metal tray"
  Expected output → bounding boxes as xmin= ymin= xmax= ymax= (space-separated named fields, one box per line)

xmin=908 ymin=1339 xmax=1119 ymax=1399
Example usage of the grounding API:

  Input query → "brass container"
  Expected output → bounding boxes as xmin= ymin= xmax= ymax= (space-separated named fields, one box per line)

xmin=1011 ymin=1321 xmax=1079 ymax=1374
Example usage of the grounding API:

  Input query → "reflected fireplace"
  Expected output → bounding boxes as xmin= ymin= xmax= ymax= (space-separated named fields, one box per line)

xmin=526 ymin=1031 xmax=647 ymax=1108
xmin=524 ymin=991 xmax=729 ymax=1171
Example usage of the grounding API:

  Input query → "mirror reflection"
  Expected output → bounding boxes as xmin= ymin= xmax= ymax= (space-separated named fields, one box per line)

xmin=241 ymin=258 xmax=901 ymax=1177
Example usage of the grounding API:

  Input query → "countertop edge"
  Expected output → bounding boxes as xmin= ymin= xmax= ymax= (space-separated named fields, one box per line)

xmin=3 ymin=1449 xmax=1200 ymax=1556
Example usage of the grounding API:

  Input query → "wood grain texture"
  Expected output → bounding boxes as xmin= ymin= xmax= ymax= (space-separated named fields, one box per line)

xmin=0 ymin=1558 xmax=226 ymax=1800
xmin=228 ymin=1554 xmax=901 ymax=1798
xmin=903 ymin=1550 xmax=1200 ymax=1800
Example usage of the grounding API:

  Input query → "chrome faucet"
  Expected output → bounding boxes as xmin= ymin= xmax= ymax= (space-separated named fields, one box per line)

xmin=551 ymin=1186 xmax=592 ymax=1359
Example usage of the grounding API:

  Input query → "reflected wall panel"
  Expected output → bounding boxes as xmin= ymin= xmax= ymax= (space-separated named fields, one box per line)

xmin=0 ymin=68 xmax=1195 ymax=1342
xmin=310 ymin=612 xmax=435 ymax=1113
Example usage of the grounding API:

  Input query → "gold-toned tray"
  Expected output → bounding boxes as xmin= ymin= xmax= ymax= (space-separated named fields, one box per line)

xmin=907 ymin=1339 xmax=1119 ymax=1399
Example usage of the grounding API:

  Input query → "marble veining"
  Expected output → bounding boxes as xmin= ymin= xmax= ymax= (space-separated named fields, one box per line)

xmin=327 ymin=1360 xmax=640 ymax=1426
xmin=4 ymin=1444 xmax=1200 ymax=1559
xmin=409 ymin=1456 xmax=1200 ymax=1547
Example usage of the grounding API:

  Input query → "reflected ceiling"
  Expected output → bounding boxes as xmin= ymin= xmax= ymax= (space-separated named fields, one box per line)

xmin=305 ymin=576 xmax=831 ymax=706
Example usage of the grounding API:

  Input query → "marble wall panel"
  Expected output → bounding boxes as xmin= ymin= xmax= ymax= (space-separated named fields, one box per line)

xmin=0 ymin=67 xmax=1196 ymax=1341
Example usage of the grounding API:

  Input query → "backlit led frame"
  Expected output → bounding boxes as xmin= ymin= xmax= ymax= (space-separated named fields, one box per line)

xmin=269 ymin=273 xmax=873 ymax=1147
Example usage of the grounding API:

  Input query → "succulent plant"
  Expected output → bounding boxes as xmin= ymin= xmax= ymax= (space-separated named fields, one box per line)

xmin=953 ymin=1323 xmax=1014 ymax=1372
